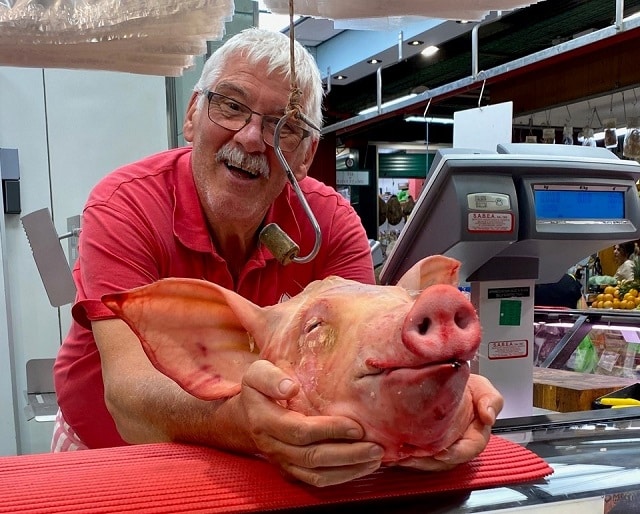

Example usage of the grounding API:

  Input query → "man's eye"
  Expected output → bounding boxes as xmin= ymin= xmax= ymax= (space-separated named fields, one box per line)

xmin=221 ymin=99 xmax=243 ymax=113
xmin=281 ymin=123 xmax=299 ymax=136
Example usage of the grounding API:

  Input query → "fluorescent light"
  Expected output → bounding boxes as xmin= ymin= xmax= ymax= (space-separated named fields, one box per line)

xmin=405 ymin=116 xmax=454 ymax=125
xmin=421 ymin=45 xmax=439 ymax=57
xmin=358 ymin=94 xmax=417 ymax=115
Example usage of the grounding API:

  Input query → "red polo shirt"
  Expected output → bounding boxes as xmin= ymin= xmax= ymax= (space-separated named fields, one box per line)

xmin=54 ymin=147 xmax=374 ymax=448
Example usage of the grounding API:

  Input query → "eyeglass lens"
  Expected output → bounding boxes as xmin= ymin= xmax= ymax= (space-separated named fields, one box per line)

xmin=206 ymin=92 xmax=309 ymax=152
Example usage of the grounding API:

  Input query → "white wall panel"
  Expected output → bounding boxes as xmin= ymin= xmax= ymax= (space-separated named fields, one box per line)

xmin=0 ymin=67 xmax=168 ymax=455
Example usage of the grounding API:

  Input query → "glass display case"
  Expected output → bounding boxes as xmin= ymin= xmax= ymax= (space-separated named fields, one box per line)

xmin=534 ymin=308 xmax=640 ymax=379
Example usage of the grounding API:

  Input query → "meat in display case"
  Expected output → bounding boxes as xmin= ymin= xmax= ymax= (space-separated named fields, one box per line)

xmin=534 ymin=308 xmax=640 ymax=379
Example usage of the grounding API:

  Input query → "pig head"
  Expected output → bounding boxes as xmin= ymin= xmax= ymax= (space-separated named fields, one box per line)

xmin=102 ymin=255 xmax=481 ymax=462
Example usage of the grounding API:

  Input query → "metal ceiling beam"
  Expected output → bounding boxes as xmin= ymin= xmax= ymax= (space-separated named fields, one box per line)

xmin=322 ymin=14 xmax=640 ymax=137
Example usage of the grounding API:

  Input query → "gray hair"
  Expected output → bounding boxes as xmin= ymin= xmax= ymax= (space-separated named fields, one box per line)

xmin=194 ymin=27 xmax=324 ymax=133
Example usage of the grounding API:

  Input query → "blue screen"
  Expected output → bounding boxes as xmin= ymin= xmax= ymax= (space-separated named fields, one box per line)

xmin=534 ymin=189 xmax=625 ymax=219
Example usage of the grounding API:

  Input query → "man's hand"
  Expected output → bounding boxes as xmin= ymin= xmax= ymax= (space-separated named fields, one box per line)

xmin=240 ymin=360 xmax=384 ymax=487
xmin=392 ymin=374 xmax=504 ymax=471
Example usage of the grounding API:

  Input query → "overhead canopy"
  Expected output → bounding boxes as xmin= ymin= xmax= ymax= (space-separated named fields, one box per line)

xmin=0 ymin=0 xmax=542 ymax=76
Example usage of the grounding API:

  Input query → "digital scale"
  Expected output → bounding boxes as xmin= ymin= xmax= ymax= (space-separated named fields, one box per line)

xmin=380 ymin=143 xmax=640 ymax=418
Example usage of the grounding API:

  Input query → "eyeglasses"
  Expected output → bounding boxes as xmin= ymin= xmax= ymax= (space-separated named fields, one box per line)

xmin=203 ymin=90 xmax=311 ymax=152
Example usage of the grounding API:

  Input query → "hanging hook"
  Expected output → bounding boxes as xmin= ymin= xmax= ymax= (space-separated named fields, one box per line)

xmin=609 ymin=93 xmax=614 ymax=115
xmin=593 ymin=106 xmax=603 ymax=128
xmin=258 ymin=0 xmax=322 ymax=266
xmin=422 ymin=97 xmax=432 ymax=118
xmin=478 ymin=79 xmax=486 ymax=108
xmin=260 ymin=112 xmax=322 ymax=266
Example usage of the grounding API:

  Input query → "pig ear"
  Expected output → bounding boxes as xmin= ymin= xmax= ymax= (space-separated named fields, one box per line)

xmin=396 ymin=255 xmax=461 ymax=290
xmin=102 ymin=278 xmax=261 ymax=401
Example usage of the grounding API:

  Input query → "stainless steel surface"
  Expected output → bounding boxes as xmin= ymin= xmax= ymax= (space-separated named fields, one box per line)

xmin=317 ymin=410 xmax=640 ymax=513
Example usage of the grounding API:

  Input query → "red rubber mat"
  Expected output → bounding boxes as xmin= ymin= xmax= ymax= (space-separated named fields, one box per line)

xmin=0 ymin=435 xmax=552 ymax=513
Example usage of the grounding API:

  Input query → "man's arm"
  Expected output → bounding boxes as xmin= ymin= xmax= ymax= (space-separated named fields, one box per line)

xmin=93 ymin=318 xmax=385 ymax=487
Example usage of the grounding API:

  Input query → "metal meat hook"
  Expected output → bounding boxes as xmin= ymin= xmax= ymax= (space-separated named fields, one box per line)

xmin=259 ymin=111 xmax=322 ymax=266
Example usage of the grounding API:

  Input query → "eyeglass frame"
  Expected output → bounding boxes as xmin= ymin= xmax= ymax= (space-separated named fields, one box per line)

xmin=201 ymin=90 xmax=312 ymax=152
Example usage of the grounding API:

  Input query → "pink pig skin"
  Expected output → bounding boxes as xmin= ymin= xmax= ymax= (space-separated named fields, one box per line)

xmin=103 ymin=255 xmax=482 ymax=463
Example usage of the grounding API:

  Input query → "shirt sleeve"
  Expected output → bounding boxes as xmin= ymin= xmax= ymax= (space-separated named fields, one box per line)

xmin=614 ymin=259 xmax=635 ymax=282
xmin=71 ymin=197 xmax=167 ymax=329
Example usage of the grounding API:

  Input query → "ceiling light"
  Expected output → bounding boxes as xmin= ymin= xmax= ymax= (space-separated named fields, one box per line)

xmin=358 ymin=94 xmax=417 ymax=115
xmin=367 ymin=58 xmax=382 ymax=64
xmin=421 ymin=45 xmax=440 ymax=57
xmin=407 ymin=40 xmax=424 ymax=46
xmin=333 ymin=75 xmax=348 ymax=80
xmin=405 ymin=116 xmax=454 ymax=125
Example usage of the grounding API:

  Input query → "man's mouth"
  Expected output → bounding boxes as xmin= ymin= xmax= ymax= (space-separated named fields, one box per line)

xmin=225 ymin=161 xmax=261 ymax=179
xmin=216 ymin=144 xmax=270 ymax=179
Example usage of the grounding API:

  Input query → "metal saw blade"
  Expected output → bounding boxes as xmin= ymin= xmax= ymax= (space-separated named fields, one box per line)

xmin=21 ymin=208 xmax=76 ymax=307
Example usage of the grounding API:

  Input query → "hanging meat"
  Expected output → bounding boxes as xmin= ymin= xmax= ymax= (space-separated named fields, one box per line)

xmin=386 ymin=195 xmax=403 ymax=226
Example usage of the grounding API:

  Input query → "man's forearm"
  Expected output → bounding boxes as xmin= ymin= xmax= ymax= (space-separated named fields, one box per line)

xmin=104 ymin=372 xmax=258 ymax=454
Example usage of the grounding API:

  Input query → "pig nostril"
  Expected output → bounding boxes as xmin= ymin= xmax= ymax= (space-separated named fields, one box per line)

xmin=417 ymin=318 xmax=431 ymax=335
xmin=454 ymin=310 xmax=471 ymax=330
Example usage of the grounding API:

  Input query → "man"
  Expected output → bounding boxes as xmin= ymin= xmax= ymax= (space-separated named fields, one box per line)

xmin=53 ymin=27 xmax=503 ymax=487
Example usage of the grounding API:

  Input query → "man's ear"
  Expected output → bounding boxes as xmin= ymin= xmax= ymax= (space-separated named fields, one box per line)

xmin=292 ymin=137 xmax=319 ymax=181
xmin=182 ymin=92 xmax=199 ymax=143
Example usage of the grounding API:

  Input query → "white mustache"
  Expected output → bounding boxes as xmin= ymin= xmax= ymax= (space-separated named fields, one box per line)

xmin=216 ymin=144 xmax=270 ymax=178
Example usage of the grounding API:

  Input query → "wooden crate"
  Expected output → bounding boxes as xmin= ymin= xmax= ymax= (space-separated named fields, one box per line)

xmin=533 ymin=367 xmax=638 ymax=412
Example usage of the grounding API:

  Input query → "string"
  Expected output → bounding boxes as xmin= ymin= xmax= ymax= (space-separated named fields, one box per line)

xmin=286 ymin=0 xmax=302 ymax=118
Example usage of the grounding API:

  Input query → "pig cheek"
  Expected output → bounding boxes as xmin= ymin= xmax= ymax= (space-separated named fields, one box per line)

xmin=352 ymin=367 xmax=471 ymax=458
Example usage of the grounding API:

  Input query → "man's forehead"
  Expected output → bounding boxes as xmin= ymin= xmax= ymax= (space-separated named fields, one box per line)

xmin=212 ymin=80 xmax=288 ymax=115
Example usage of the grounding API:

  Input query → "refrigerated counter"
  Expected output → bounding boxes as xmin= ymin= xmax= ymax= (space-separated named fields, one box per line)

xmin=324 ymin=409 xmax=640 ymax=513
xmin=534 ymin=307 xmax=640 ymax=377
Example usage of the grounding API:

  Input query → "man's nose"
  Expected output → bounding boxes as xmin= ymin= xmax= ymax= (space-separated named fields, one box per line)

xmin=234 ymin=115 xmax=267 ymax=153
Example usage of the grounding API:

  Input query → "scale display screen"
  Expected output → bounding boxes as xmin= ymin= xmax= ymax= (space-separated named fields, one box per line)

xmin=534 ymin=185 xmax=626 ymax=220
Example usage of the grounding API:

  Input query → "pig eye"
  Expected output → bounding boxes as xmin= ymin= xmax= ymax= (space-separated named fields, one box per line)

xmin=303 ymin=317 xmax=323 ymax=333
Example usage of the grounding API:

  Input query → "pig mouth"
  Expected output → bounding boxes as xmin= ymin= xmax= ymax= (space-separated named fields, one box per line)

xmin=359 ymin=358 xmax=468 ymax=378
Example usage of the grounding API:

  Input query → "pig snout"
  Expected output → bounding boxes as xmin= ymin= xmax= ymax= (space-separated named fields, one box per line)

xmin=402 ymin=284 xmax=480 ymax=363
